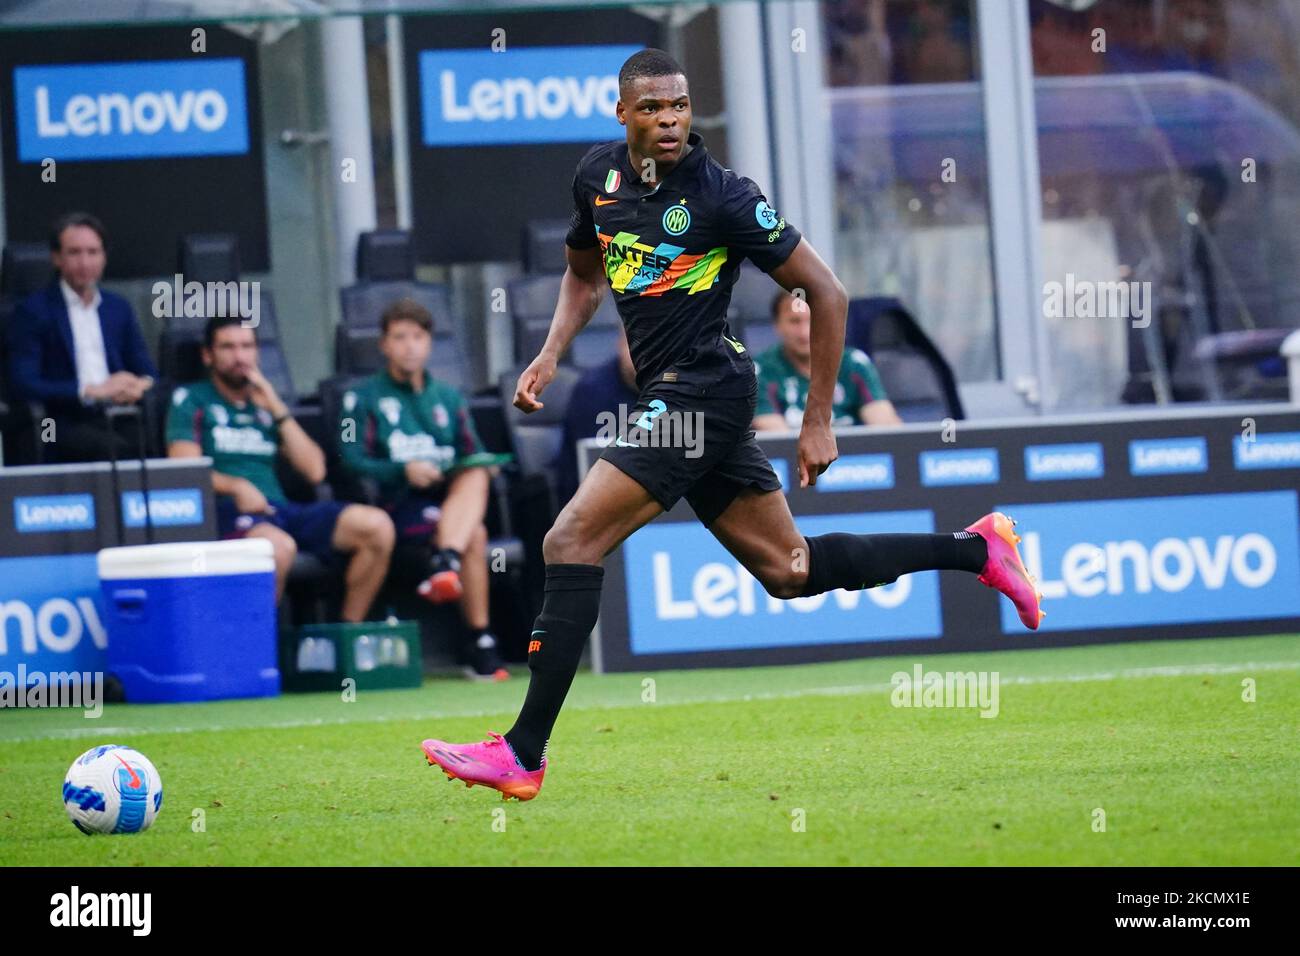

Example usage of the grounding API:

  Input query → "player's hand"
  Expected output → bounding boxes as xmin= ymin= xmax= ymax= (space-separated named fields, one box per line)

xmin=245 ymin=367 xmax=284 ymax=416
xmin=119 ymin=374 xmax=152 ymax=404
xmin=404 ymin=460 xmax=443 ymax=489
xmin=797 ymin=416 xmax=838 ymax=488
xmin=232 ymin=478 xmax=274 ymax=515
xmin=93 ymin=372 xmax=142 ymax=405
xmin=514 ymin=353 xmax=557 ymax=413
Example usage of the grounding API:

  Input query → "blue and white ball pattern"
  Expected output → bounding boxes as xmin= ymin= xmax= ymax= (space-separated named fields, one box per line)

xmin=63 ymin=745 xmax=163 ymax=835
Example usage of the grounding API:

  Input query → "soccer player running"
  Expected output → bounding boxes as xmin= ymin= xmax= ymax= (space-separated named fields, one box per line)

xmin=421 ymin=49 xmax=1044 ymax=801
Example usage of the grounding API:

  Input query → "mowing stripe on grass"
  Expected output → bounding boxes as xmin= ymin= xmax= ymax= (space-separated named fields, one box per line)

xmin=5 ymin=659 xmax=1294 ymax=743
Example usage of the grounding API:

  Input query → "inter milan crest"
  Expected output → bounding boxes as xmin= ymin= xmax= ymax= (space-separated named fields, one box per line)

xmin=662 ymin=202 xmax=691 ymax=236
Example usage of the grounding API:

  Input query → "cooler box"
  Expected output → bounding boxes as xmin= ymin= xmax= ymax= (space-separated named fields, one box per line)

xmin=98 ymin=539 xmax=280 ymax=703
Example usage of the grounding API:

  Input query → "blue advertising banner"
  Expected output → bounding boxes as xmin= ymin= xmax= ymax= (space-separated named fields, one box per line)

xmin=0 ymin=554 xmax=105 ymax=676
xmin=0 ymin=460 xmax=215 ymax=683
xmin=1000 ymin=491 xmax=1300 ymax=633
xmin=1024 ymin=442 xmax=1105 ymax=481
xmin=1233 ymin=431 xmax=1300 ymax=470
xmin=1128 ymin=436 xmax=1208 ymax=476
xmin=920 ymin=447 xmax=1000 ymax=486
xmin=419 ymin=45 xmax=636 ymax=147
xmin=14 ymin=59 xmax=249 ymax=162
xmin=14 ymin=494 xmax=96 ymax=533
xmin=402 ymin=11 xmax=660 ymax=263
xmin=586 ymin=406 xmax=1300 ymax=672
xmin=623 ymin=511 xmax=940 ymax=654
xmin=121 ymin=488 xmax=204 ymax=529
xmin=0 ymin=26 xmax=269 ymax=277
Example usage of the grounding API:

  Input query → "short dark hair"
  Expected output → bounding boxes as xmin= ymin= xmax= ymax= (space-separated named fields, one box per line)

xmin=203 ymin=315 xmax=253 ymax=348
xmin=619 ymin=48 xmax=687 ymax=94
xmin=380 ymin=297 xmax=433 ymax=336
xmin=49 ymin=212 xmax=107 ymax=252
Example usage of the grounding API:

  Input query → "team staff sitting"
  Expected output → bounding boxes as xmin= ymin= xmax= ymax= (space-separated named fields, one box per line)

xmin=166 ymin=315 xmax=394 ymax=622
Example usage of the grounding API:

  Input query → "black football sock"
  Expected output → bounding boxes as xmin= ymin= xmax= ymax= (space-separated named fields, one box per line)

xmin=431 ymin=547 xmax=462 ymax=575
xmin=799 ymin=532 xmax=986 ymax=597
xmin=504 ymin=563 xmax=604 ymax=772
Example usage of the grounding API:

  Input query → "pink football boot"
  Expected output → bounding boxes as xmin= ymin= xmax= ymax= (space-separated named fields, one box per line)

xmin=964 ymin=512 xmax=1046 ymax=630
xmin=421 ymin=732 xmax=546 ymax=801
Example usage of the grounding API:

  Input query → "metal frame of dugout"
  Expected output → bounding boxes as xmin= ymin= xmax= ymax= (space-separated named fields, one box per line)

xmin=579 ymin=403 xmax=1300 ymax=674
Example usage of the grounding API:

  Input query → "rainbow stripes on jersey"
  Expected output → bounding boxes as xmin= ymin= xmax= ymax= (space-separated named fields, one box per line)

xmin=597 ymin=229 xmax=728 ymax=296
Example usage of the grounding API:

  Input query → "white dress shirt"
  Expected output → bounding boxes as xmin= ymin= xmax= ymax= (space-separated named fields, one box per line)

xmin=59 ymin=278 xmax=110 ymax=401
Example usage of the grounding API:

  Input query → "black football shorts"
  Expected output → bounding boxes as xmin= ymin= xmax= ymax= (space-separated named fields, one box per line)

xmin=597 ymin=377 xmax=783 ymax=526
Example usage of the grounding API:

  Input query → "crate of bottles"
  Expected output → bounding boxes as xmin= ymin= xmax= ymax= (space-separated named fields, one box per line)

xmin=278 ymin=618 xmax=422 ymax=693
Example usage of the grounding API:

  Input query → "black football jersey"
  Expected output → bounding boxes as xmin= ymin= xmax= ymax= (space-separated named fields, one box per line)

xmin=565 ymin=129 xmax=802 ymax=395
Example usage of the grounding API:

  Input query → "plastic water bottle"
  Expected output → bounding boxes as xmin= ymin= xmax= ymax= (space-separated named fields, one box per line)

xmin=354 ymin=634 xmax=376 ymax=672
xmin=297 ymin=637 xmax=336 ymax=673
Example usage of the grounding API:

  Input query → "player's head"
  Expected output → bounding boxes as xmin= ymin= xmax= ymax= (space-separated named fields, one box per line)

xmin=772 ymin=290 xmax=812 ymax=361
xmin=49 ymin=212 xmax=107 ymax=292
xmin=616 ymin=48 xmax=691 ymax=170
xmin=379 ymin=297 xmax=433 ymax=378
xmin=203 ymin=315 xmax=259 ymax=388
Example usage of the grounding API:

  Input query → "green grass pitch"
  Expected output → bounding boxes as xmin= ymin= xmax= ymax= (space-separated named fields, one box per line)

xmin=2 ymin=634 xmax=1297 ymax=866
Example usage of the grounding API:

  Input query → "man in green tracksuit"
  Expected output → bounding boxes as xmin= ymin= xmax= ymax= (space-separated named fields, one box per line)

xmin=166 ymin=316 xmax=395 ymax=623
xmin=338 ymin=298 xmax=507 ymax=681
xmin=754 ymin=290 xmax=902 ymax=431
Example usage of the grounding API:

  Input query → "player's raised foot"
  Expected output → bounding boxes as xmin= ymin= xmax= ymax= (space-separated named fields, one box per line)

xmin=421 ymin=732 xmax=545 ymax=801
xmin=964 ymin=512 xmax=1046 ymax=630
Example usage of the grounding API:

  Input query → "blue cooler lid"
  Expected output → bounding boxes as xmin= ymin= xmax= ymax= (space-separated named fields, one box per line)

xmin=97 ymin=538 xmax=274 ymax=580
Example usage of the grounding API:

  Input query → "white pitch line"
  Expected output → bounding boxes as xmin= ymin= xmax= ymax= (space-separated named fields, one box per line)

xmin=3 ymin=660 xmax=1297 ymax=744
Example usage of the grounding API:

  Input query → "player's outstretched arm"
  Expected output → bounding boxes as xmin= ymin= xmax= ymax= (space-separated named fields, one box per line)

xmin=769 ymin=238 xmax=849 ymax=486
xmin=514 ymin=244 xmax=608 ymax=413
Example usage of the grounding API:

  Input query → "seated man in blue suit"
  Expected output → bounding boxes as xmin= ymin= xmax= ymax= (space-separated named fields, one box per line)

xmin=7 ymin=212 xmax=158 ymax=462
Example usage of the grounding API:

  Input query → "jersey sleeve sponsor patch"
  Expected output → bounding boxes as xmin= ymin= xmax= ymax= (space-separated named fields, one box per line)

xmin=720 ymin=175 xmax=803 ymax=274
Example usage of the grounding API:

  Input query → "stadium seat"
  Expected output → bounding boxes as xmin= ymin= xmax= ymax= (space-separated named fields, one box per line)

xmin=1 ymin=242 xmax=55 ymax=298
xmin=338 ymin=279 xmax=452 ymax=330
xmin=846 ymin=297 xmax=965 ymax=422
xmin=726 ymin=261 xmax=782 ymax=337
xmin=1 ymin=242 xmax=58 ymax=464
xmin=178 ymin=233 xmax=240 ymax=283
xmin=336 ymin=281 xmax=462 ymax=377
xmin=334 ymin=323 xmax=468 ymax=390
xmin=507 ymin=274 xmax=622 ymax=368
xmin=1177 ymin=328 xmax=1293 ymax=404
xmin=735 ymin=319 xmax=780 ymax=357
xmin=521 ymin=219 xmax=572 ymax=275
xmin=498 ymin=363 xmax=580 ymax=511
xmin=355 ymin=229 xmax=415 ymax=282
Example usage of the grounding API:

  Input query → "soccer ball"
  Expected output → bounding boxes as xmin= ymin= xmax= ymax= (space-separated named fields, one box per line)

xmin=63 ymin=745 xmax=163 ymax=835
